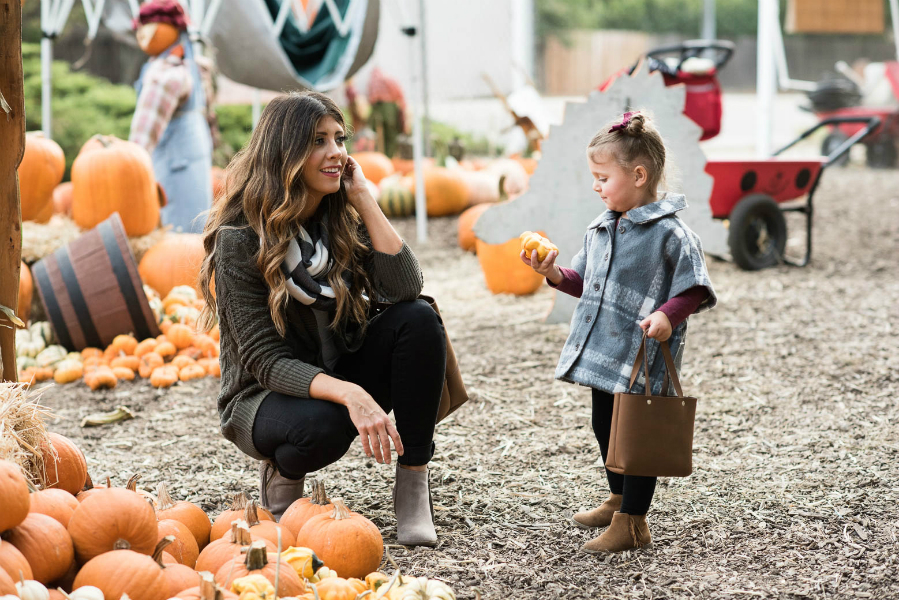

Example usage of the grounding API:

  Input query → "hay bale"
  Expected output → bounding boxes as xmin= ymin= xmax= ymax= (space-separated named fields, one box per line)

xmin=22 ymin=216 xmax=170 ymax=266
xmin=0 ymin=382 xmax=53 ymax=488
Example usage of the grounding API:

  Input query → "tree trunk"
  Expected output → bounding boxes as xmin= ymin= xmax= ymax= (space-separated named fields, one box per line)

xmin=0 ymin=0 xmax=25 ymax=382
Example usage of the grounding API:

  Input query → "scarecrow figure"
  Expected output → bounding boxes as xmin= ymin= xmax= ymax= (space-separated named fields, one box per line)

xmin=129 ymin=0 xmax=212 ymax=233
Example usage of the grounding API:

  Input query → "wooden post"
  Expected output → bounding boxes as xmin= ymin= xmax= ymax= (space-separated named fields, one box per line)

xmin=0 ymin=0 xmax=25 ymax=383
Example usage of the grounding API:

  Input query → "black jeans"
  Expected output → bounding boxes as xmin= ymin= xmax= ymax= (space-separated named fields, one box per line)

xmin=592 ymin=388 xmax=657 ymax=515
xmin=252 ymin=299 xmax=446 ymax=479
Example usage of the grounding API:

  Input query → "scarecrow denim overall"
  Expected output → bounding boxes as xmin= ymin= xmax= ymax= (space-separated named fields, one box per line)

xmin=136 ymin=33 xmax=213 ymax=233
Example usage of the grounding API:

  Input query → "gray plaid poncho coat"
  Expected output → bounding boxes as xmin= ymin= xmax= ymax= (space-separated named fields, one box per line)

xmin=555 ymin=193 xmax=716 ymax=395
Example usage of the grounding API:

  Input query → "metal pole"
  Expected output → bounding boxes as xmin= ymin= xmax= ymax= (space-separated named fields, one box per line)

xmin=702 ymin=0 xmax=716 ymax=40
xmin=252 ymin=88 xmax=262 ymax=129
xmin=890 ymin=0 xmax=899 ymax=62
xmin=41 ymin=36 xmax=53 ymax=138
xmin=418 ymin=0 xmax=430 ymax=157
xmin=404 ymin=23 xmax=427 ymax=243
xmin=756 ymin=0 xmax=777 ymax=157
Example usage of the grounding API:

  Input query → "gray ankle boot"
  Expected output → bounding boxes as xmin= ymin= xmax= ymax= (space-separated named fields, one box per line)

xmin=393 ymin=464 xmax=437 ymax=547
xmin=259 ymin=460 xmax=305 ymax=522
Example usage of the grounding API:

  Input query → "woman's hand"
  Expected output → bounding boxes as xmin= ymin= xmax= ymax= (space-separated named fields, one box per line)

xmin=342 ymin=156 xmax=375 ymax=212
xmin=341 ymin=383 xmax=404 ymax=464
xmin=639 ymin=311 xmax=672 ymax=341
xmin=520 ymin=249 xmax=563 ymax=285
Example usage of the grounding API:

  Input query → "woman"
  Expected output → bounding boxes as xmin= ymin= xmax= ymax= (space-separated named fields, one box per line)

xmin=199 ymin=92 xmax=446 ymax=546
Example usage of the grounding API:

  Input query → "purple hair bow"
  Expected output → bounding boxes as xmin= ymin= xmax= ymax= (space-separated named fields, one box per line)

xmin=609 ymin=111 xmax=635 ymax=133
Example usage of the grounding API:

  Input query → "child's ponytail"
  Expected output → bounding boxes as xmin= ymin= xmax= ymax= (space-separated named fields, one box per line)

xmin=588 ymin=111 xmax=667 ymax=192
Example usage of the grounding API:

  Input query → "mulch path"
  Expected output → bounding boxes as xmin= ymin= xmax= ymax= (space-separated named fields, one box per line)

xmin=34 ymin=167 xmax=899 ymax=599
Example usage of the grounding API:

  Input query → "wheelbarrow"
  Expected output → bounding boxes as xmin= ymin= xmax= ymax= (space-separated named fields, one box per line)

xmin=704 ymin=116 xmax=880 ymax=270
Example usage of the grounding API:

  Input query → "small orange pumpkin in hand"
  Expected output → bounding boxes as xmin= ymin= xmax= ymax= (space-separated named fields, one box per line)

xmin=520 ymin=231 xmax=558 ymax=262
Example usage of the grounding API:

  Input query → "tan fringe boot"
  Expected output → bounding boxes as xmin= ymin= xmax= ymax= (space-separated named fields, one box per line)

xmin=572 ymin=493 xmax=623 ymax=529
xmin=581 ymin=511 xmax=652 ymax=554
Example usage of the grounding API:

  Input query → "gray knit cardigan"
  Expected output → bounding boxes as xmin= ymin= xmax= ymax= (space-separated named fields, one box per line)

xmin=213 ymin=223 xmax=424 ymax=460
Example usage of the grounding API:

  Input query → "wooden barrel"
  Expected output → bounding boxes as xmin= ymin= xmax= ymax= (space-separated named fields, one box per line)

xmin=31 ymin=213 xmax=161 ymax=351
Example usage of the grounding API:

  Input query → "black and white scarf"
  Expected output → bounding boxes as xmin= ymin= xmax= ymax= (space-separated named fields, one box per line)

xmin=280 ymin=215 xmax=365 ymax=360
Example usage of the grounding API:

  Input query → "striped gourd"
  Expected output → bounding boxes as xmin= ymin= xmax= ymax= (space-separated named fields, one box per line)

xmin=378 ymin=181 xmax=415 ymax=217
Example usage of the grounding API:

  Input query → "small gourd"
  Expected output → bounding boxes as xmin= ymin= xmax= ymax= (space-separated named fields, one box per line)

xmin=166 ymin=324 xmax=195 ymax=350
xmin=111 ymin=334 xmax=138 ymax=355
xmin=229 ymin=574 xmax=274 ymax=600
xmin=84 ymin=366 xmax=117 ymax=391
xmin=134 ymin=338 xmax=158 ymax=358
xmin=155 ymin=341 xmax=177 ymax=359
xmin=388 ymin=577 xmax=456 ymax=600
xmin=172 ymin=355 xmax=197 ymax=370
xmin=15 ymin=580 xmax=49 ymax=600
xmin=67 ymin=587 xmax=105 ymax=600
xmin=279 ymin=546 xmax=323 ymax=580
xmin=151 ymin=365 xmax=179 ymax=388
xmin=15 ymin=329 xmax=45 ymax=358
xmin=111 ymin=355 xmax=140 ymax=371
xmin=16 ymin=356 xmax=37 ymax=371
xmin=29 ymin=321 xmax=54 ymax=345
xmin=139 ymin=352 xmax=165 ymax=378
xmin=36 ymin=345 xmax=68 ymax=368
xmin=112 ymin=366 xmax=136 ymax=381
xmin=179 ymin=364 xmax=206 ymax=382
xmin=519 ymin=231 xmax=558 ymax=262
xmin=53 ymin=359 xmax=84 ymax=384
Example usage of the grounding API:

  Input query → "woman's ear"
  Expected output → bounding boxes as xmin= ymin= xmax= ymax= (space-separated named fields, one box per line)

xmin=633 ymin=165 xmax=648 ymax=188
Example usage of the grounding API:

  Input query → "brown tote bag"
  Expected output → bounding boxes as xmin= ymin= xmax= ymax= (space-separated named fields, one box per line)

xmin=605 ymin=333 xmax=697 ymax=477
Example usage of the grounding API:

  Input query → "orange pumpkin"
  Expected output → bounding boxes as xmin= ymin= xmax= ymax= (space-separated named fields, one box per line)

xmin=71 ymin=135 xmax=162 ymax=236
xmin=155 ymin=539 xmax=200 ymax=598
xmin=139 ymin=352 xmax=165 ymax=378
xmin=113 ymin=366 xmax=136 ymax=381
xmin=111 ymin=355 xmax=141 ymax=371
xmin=166 ymin=324 xmax=195 ymax=350
xmin=314 ymin=577 xmax=368 ymax=600
xmin=52 ymin=181 xmax=74 ymax=216
xmin=244 ymin=501 xmax=295 ymax=550
xmin=41 ymin=432 xmax=88 ymax=495
xmin=179 ymin=364 xmax=206 ymax=382
xmin=211 ymin=166 xmax=226 ymax=202
xmin=137 ymin=22 xmax=180 ymax=56
xmin=280 ymin=480 xmax=333 ymax=539
xmin=67 ymin=488 xmax=159 ymax=563
xmin=150 ymin=365 xmax=180 ymax=388
xmin=155 ymin=341 xmax=177 ymax=360
xmin=157 ymin=519 xmax=200 ymax=568
xmin=214 ymin=541 xmax=304 ymax=597
xmin=457 ymin=169 xmax=502 ymax=206
xmin=0 ymin=538 xmax=33 ymax=581
xmin=18 ymin=262 xmax=32 ymax=323
xmin=475 ymin=236 xmax=545 ymax=296
xmin=0 ymin=460 xmax=30 ymax=533
xmin=111 ymin=334 xmax=139 ymax=355
xmin=134 ymin=338 xmax=159 ymax=358
xmin=19 ymin=133 xmax=65 ymax=222
xmin=5 ymin=513 xmax=74 ymax=584
xmin=195 ymin=521 xmax=275 ymax=575
xmin=198 ymin=357 xmax=220 ymax=377
xmin=192 ymin=334 xmax=219 ymax=358
xmin=156 ymin=482 xmax=212 ymax=550
xmin=138 ymin=234 xmax=205 ymax=298
xmin=412 ymin=167 xmax=469 ymax=217
xmin=457 ymin=204 xmax=491 ymax=253
xmin=295 ymin=499 xmax=383 ymax=579
xmin=0 ymin=566 xmax=17 ymax=595
xmin=176 ymin=572 xmax=239 ymax=600
xmin=80 ymin=347 xmax=103 ymax=360
xmin=84 ymin=366 xmax=118 ymax=391
xmin=351 ymin=152 xmax=394 ymax=184
xmin=28 ymin=488 xmax=80 ymax=528
xmin=210 ymin=493 xmax=274 ymax=542
xmin=171 ymin=354 xmax=197 ymax=370
xmin=73 ymin=549 xmax=169 ymax=600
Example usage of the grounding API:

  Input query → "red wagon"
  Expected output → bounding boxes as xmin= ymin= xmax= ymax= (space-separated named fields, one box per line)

xmin=707 ymin=116 xmax=880 ymax=270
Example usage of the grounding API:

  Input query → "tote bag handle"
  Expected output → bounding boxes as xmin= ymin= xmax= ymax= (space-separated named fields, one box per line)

xmin=626 ymin=333 xmax=684 ymax=397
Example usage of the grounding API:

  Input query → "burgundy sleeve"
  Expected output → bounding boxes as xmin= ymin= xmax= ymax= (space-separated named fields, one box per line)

xmin=657 ymin=286 xmax=709 ymax=328
xmin=547 ymin=266 xmax=584 ymax=298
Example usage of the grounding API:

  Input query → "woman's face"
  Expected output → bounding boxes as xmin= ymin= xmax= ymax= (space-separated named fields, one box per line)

xmin=587 ymin=149 xmax=648 ymax=215
xmin=300 ymin=115 xmax=348 ymax=216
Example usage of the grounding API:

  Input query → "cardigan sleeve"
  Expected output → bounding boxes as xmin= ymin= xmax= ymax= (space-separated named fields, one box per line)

xmin=360 ymin=224 xmax=424 ymax=302
xmin=216 ymin=228 xmax=323 ymax=398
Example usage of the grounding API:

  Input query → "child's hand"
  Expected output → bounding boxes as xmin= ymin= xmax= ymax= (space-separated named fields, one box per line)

xmin=520 ymin=249 xmax=562 ymax=284
xmin=639 ymin=311 xmax=672 ymax=341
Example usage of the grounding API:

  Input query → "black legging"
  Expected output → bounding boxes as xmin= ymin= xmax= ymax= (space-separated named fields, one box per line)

xmin=252 ymin=299 xmax=446 ymax=479
xmin=592 ymin=388 xmax=657 ymax=515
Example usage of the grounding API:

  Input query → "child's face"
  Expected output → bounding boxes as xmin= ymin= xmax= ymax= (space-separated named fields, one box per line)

xmin=587 ymin=149 xmax=650 ymax=214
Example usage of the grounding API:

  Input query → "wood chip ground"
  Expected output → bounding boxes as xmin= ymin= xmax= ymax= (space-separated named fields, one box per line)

xmin=33 ymin=168 xmax=899 ymax=599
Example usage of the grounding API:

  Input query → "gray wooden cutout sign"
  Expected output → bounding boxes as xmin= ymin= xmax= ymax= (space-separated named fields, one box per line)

xmin=474 ymin=64 xmax=727 ymax=324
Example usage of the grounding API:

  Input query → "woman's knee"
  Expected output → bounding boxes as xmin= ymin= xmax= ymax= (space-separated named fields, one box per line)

xmin=390 ymin=299 xmax=445 ymax=344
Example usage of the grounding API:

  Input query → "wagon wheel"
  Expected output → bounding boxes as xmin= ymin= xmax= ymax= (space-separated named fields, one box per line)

xmin=865 ymin=138 xmax=898 ymax=169
xmin=821 ymin=131 xmax=850 ymax=167
xmin=728 ymin=195 xmax=787 ymax=271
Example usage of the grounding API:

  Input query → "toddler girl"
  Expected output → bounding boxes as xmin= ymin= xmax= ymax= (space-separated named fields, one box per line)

xmin=522 ymin=111 xmax=716 ymax=553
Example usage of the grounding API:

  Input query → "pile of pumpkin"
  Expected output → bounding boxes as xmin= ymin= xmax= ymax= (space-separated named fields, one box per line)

xmin=353 ymin=151 xmax=535 ymax=220
xmin=15 ymin=286 xmax=220 ymax=390
xmin=0 ymin=434 xmax=456 ymax=600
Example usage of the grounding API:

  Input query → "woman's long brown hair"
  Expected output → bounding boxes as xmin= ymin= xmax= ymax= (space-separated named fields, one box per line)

xmin=198 ymin=91 xmax=373 ymax=337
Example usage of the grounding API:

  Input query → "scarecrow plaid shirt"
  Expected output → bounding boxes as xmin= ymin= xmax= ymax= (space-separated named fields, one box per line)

xmin=129 ymin=52 xmax=192 ymax=154
xmin=555 ymin=193 xmax=717 ymax=395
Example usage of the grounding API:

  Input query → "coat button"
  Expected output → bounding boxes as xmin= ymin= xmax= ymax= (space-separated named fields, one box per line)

xmin=604 ymin=253 xmax=609 ymax=260
xmin=586 ymin=315 xmax=592 ymax=323
xmin=618 ymin=225 xmax=625 ymax=233
xmin=593 ymin=283 xmax=600 ymax=291
xmin=575 ymin=342 xmax=580 ymax=350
